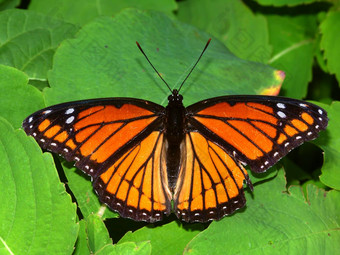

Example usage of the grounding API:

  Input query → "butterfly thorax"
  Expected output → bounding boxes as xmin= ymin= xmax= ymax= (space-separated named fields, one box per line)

xmin=165 ymin=90 xmax=186 ymax=190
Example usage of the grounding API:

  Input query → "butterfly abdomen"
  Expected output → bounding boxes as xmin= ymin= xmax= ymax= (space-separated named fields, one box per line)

xmin=164 ymin=91 xmax=186 ymax=189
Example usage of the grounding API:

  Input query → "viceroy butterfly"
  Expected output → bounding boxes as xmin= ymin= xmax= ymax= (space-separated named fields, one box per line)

xmin=23 ymin=39 xmax=328 ymax=223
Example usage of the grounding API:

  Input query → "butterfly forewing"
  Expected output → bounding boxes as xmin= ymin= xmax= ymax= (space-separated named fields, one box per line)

xmin=22 ymin=98 xmax=173 ymax=222
xmin=186 ymin=95 xmax=328 ymax=173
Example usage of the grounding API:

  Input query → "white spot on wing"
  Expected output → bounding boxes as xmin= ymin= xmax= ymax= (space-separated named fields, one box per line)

xmin=44 ymin=110 xmax=52 ymax=114
xmin=300 ymin=103 xmax=307 ymax=108
xmin=274 ymin=152 xmax=279 ymax=157
xmin=307 ymin=132 xmax=312 ymax=136
xmin=66 ymin=116 xmax=75 ymax=124
xmin=277 ymin=103 xmax=286 ymax=109
xmin=318 ymin=109 xmax=323 ymax=115
xmin=277 ymin=111 xmax=286 ymax=118
xmin=296 ymin=136 xmax=302 ymax=140
xmin=51 ymin=143 xmax=57 ymax=146
xmin=33 ymin=132 xmax=37 ymax=137
xmin=63 ymin=148 xmax=69 ymax=153
xmin=28 ymin=116 xmax=33 ymax=123
xmin=65 ymin=108 xmax=75 ymax=114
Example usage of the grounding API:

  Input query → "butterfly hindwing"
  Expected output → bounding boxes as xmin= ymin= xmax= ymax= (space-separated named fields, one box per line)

xmin=187 ymin=95 xmax=328 ymax=173
xmin=94 ymin=131 xmax=171 ymax=222
xmin=23 ymin=98 xmax=172 ymax=221
xmin=174 ymin=132 xmax=250 ymax=222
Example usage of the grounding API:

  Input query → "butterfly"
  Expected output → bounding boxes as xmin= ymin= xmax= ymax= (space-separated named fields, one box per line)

xmin=22 ymin=39 xmax=328 ymax=223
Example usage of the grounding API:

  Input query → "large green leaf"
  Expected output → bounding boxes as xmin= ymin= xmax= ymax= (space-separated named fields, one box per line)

xmin=0 ymin=118 xmax=78 ymax=254
xmin=314 ymin=102 xmax=340 ymax=190
xmin=266 ymin=14 xmax=317 ymax=99
xmin=320 ymin=11 xmax=340 ymax=85
xmin=41 ymin=9 xmax=282 ymax=220
xmin=45 ymin=9 xmax=282 ymax=107
xmin=185 ymin=170 xmax=340 ymax=254
xmin=29 ymin=0 xmax=177 ymax=25
xmin=0 ymin=64 xmax=44 ymax=128
xmin=119 ymin=221 xmax=203 ymax=255
xmin=62 ymin=163 xmax=118 ymax=219
xmin=0 ymin=9 xmax=79 ymax=81
xmin=177 ymin=0 xmax=271 ymax=63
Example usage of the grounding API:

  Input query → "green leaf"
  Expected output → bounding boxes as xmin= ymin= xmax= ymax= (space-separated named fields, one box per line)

xmin=99 ymin=241 xmax=151 ymax=255
xmin=177 ymin=0 xmax=272 ymax=63
xmin=62 ymin=163 xmax=118 ymax=220
xmin=314 ymin=102 xmax=340 ymax=190
xmin=74 ymin=220 xmax=91 ymax=255
xmin=0 ymin=9 xmax=79 ymax=81
xmin=119 ymin=221 xmax=203 ymax=255
xmin=254 ymin=0 xmax=324 ymax=6
xmin=75 ymin=214 xmax=151 ymax=254
xmin=29 ymin=0 xmax=177 ymax=26
xmin=0 ymin=64 xmax=45 ymax=128
xmin=86 ymin=214 xmax=112 ymax=253
xmin=185 ymin=170 xmax=340 ymax=254
xmin=45 ymin=9 xmax=282 ymax=108
xmin=320 ymin=11 xmax=340 ymax=84
xmin=0 ymin=0 xmax=20 ymax=10
xmin=267 ymin=14 xmax=317 ymax=99
xmin=0 ymin=118 xmax=78 ymax=254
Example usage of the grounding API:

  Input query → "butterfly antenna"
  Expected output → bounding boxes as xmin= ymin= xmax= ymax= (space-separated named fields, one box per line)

xmin=177 ymin=38 xmax=211 ymax=93
xmin=136 ymin=41 xmax=172 ymax=93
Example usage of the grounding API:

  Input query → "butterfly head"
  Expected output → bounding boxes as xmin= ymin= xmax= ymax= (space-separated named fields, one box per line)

xmin=168 ymin=89 xmax=183 ymax=103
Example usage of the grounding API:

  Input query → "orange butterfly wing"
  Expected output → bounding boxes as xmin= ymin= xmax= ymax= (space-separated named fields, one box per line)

xmin=187 ymin=96 xmax=328 ymax=173
xmin=23 ymin=99 xmax=171 ymax=222
xmin=173 ymin=95 xmax=328 ymax=222
xmin=174 ymin=132 xmax=251 ymax=222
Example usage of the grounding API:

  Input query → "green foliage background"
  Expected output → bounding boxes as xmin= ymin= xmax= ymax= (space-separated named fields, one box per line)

xmin=0 ymin=0 xmax=339 ymax=254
